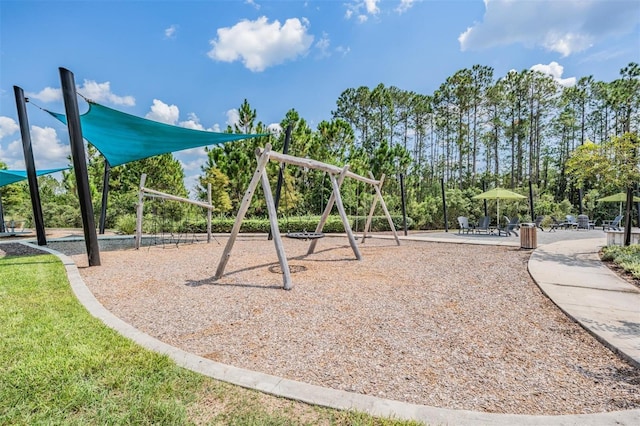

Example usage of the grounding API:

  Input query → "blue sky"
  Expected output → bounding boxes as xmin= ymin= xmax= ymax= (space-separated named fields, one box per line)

xmin=1 ymin=0 xmax=639 ymax=194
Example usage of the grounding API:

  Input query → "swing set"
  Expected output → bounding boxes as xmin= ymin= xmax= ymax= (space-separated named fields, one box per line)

xmin=214 ymin=143 xmax=400 ymax=290
xmin=134 ymin=173 xmax=215 ymax=249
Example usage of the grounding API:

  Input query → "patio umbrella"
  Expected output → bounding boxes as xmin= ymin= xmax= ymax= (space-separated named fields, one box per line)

xmin=597 ymin=192 xmax=640 ymax=216
xmin=473 ymin=187 xmax=526 ymax=227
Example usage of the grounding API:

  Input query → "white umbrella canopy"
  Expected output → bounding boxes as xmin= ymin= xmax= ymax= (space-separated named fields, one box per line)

xmin=473 ymin=187 xmax=527 ymax=227
xmin=597 ymin=192 xmax=640 ymax=216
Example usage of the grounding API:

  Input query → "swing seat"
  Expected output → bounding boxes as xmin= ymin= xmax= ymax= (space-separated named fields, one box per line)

xmin=286 ymin=231 xmax=325 ymax=240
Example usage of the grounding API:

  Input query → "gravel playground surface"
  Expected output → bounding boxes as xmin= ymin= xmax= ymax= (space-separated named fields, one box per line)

xmin=46 ymin=234 xmax=638 ymax=416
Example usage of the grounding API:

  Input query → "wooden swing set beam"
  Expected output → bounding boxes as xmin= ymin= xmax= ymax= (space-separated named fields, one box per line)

xmin=141 ymin=186 xmax=214 ymax=210
xmin=134 ymin=173 xmax=213 ymax=249
xmin=256 ymin=148 xmax=380 ymax=186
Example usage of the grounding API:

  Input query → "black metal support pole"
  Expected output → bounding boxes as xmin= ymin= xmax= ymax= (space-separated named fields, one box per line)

xmin=400 ymin=173 xmax=407 ymax=236
xmin=441 ymin=178 xmax=448 ymax=232
xmin=624 ymin=186 xmax=633 ymax=246
xmin=0 ymin=191 xmax=5 ymax=233
xmin=482 ymin=180 xmax=487 ymax=217
xmin=59 ymin=67 xmax=101 ymax=265
xmin=99 ymin=160 xmax=110 ymax=234
xmin=268 ymin=123 xmax=292 ymax=240
xmin=14 ymin=86 xmax=47 ymax=245
xmin=529 ymin=180 xmax=535 ymax=222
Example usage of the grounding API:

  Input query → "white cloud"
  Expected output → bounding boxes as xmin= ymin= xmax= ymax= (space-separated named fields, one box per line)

xmin=30 ymin=126 xmax=68 ymax=164
xmin=178 ymin=157 xmax=206 ymax=172
xmin=27 ymin=80 xmax=135 ymax=106
xmin=165 ymin=24 xmax=178 ymax=39
xmin=78 ymin=80 xmax=136 ymax=106
xmin=173 ymin=155 xmax=204 ymax=196
xmin=267 ymin=123 xmax=282 ymax=135
xmin=336 ymin=45 xmax=351 ymax=56
xmin=315 ymin=32 xmax=331 ymax=58
xmin=345 ymin=0 xmax=380 ymax=22
xmin=208 ymin=16 xmax=314 ymax=72
xmin=395 ymin=0 xmax=415 ymax=14
xmin=3 ymin=140 xmax=27 ymax=169
xmin=179 ymin=113 xmax=206 ymax=130
xmin=459 ymin=0 xmax=640 ymax=57
xmin=226 ymin=109 xmax=240 ymax=127
xmin=145 ymin=99 xmax=180 ymax=124
xmin=530 ymin=61 xmax=576 ymax=87
xmin=364 ymin=0 xmax=380 ymax=15
xmin=26 ymin=87 xmax=62 ymax=103
xmin=245 ymin=0 xmax=260 ymax=10
xmin=178 ymin=112 xmax=221 ymax=133
xmin=5 ymin=126 xmax=68 ymax=169
xmin=0 ymin=116 xmax=19 ymax=139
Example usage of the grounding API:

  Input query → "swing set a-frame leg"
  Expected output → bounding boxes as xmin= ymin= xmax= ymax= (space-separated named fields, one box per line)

xmin=260 ymin=160 xmax=292 ymax=290
xmin=361 ymin=174 xmax=381 ymax=243
xmin=331 ymin=166 xmax=362 ymax=260
xmin=214 ymin=145 xmax=271 ymax=280
xmin=307 ymin=169 xmax=347 ymax=255
xmin=366 ymin=172 xmax=400 ymax=246
xmin=214 ymin=144 xmax=293 ymax=290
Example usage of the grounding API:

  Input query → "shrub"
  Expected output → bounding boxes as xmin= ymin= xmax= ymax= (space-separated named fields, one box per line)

xmin=115 ymin=214 xmax=138 ymax=235
xmin=138 ymin=215 xmax=414 ymax=235
xmin=601 ymin=245 xmax=640 ymax=279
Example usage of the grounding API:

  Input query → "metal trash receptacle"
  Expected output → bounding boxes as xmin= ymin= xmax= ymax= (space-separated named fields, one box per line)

xmin=520 ymin=223 xmax=537 ymax=249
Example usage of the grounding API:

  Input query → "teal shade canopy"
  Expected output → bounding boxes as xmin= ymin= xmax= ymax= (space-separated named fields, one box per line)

xmin=46 ymin=101 xmax=267 ymax=167
xmin=0 ymin=167 xmax=69 ymax=188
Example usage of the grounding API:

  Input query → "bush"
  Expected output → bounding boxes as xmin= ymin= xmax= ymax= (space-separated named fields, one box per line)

xmin=601 ymin=245 xmax=640 ymax=279
xmin=116 ymin=214 xmax=138 ymax=235
xmin=407 ymin=197 xmax=440 ymax=230
xmin=134 ymin=215 xmax=413 ymax=235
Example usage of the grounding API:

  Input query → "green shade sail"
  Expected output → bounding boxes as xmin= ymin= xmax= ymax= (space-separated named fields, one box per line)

xmin=598 ymin=192 xmax=640 ymax=216
xmin=46 ymin=101 xmax=267 ymax=167
xmin=0 ymin=167 xmax=69 ymax=188
xmin=597 ymin=192 xmax=640 ymax=203
xmin=472 ymin=187 xmax=526 ymax=227
xmin=472 ymin=188 xmax=527 ymax=201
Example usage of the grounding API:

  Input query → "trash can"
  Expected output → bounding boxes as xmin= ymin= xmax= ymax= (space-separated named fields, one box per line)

xmin=520 ymin=223 xmax=537 ymax=249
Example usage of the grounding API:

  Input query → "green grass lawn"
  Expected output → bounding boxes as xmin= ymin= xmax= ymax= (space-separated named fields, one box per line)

xmin=0 ymin=252 xmax=421 ymax=425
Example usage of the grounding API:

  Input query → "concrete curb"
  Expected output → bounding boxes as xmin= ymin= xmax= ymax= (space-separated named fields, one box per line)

xmin=19 ymin=240 xmax=640 ymax=426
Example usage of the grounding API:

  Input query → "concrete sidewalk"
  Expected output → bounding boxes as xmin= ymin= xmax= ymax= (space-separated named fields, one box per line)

xmin=528 ymin=237 xmax=640 ymax=368
xmin=18 ymin=234 xmax=640 ymax=426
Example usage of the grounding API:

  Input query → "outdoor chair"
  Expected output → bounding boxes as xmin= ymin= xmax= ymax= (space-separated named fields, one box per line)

xmin=602 ymin=214 xmax=623 ymax=231
xmin=457 ymin=216 xmax=473 ymax=234
xmin=534 ymin=215 xmax=545 ymax=232
xmin=3 ymin=219 xmax=25 ymax=233
xmin=565 ymin=215 xmax=578 ymax=229
xmin=475 ymin=216 xmax=491 ymax=234
xmin=576 ymin=214 xmax=592 ymax=230
xmin=498 ymin=216 xmax=520 ymax=236
xmin=549 ymin=216 xmax=564 ymax=232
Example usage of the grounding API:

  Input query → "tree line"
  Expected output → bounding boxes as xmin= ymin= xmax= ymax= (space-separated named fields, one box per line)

xmin=1 ymin=62 xmax=638 ymax=232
